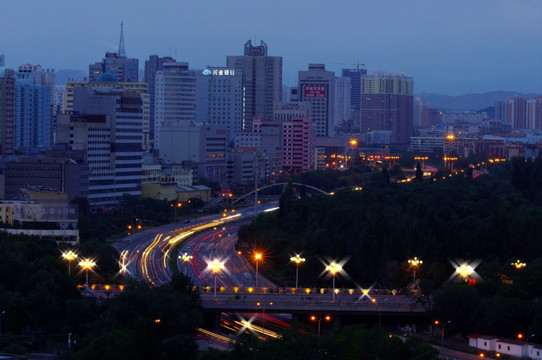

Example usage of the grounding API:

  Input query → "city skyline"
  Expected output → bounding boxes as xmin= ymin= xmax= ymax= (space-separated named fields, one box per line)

xmin=1 ymin=0 xmax=541 ymax=96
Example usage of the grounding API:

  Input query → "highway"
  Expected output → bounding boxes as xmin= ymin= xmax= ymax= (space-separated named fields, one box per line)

xmin=113 ymin=204 xmax=278 ymax=288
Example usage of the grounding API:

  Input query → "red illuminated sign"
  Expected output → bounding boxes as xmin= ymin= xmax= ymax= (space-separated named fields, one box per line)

xmin=304 ymin=85 xmax=326 ymax=98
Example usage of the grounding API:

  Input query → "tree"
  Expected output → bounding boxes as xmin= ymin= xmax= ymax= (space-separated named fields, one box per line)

xmin=415 ymin=161 xmax=423 ymax=182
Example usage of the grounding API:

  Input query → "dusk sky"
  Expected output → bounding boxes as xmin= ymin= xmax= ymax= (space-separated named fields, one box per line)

xmin=2 ymin=0 xmax=541 ymax=95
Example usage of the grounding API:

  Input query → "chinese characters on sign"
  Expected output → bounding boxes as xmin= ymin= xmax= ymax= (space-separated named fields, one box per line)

xmin=303 ymin=85 xmax=326 ymax=98
xmin=203 ymin=68 xmax=236 ymax=76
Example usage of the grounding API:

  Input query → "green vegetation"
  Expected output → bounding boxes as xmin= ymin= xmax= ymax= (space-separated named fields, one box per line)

xmin=200 ymin=324 xmax=439 ymax=360
xmin=239 ymin=158 xmax=542 ymax=341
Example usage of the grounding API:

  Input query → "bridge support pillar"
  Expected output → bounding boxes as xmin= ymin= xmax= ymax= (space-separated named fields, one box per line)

xmin=203 ymin=311 xmax=222 ymax=333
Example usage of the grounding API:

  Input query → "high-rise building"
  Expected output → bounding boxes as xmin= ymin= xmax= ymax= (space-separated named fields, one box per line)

xmin=0 ymin=70 xmax=16 ymax=157
xmin=154 ymin=62 xmax=197 ymax=150
xmin=89 ymin=23 xmax=138 ymax=83
xmin=526 ymin=97 xmax=542 ymax=130
xmin=14 ymin=68 xmax=52 ymax=148
xmin=62 ymin=78 xmax=150 ymax=146
xmin=335 ymin=76 xmax=351 ymax=128
xmin=361 ymin=72 xmax=414 ymax=143
xmin=227 ymin=40 xmax=282 ymax=131
xmin=273 ymin=101 xmax=315 ymax=173
xmin=56 ymin=87 xmax=144 ymax=209
xmin=144 ymin=55 xmax=176 ymax=145
xmin=342 ymin=67 xmax=367 ymax=128
xmin=0 ymin=55 xmax=5 ymax=67
xmin=195 ymin=66 xmax=243 ymax=142
xmin=298 ymin=64 xmax=335 ymax=137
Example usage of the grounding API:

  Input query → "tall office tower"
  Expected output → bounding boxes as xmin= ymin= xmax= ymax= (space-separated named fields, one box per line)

xmin=89 ymin=23 xmax=138 ymax=82
xmin=361 ymin=72 xmax=414 ymax=143
xmin=0 ymin=55 xmax=5 ymax=67
xmin=226 ymin=40 xmax=282 ymax=131
xmin=14 ymin=68 xmax=52 ymax=148
xmin=63 ymin=78 xmax=150 ymax=146
xmin=526 ymin=97 xmax=542 ymax=129
xmin=298 ymin=64 xmax=335 ymax=137
xmin=342 ymin=67 xmax=367 ymax=128
xmin=56 ymin=87 xmax=144 ymax=209
xmin=273 ymin=101 xmax=315 ymax=173
xmin=335 ymin=76 xmax=351 ymax=127
xmin=144 ymin=55 xmax=176 ymax=145
xmin=195 ymin=66 xmax=243 ymax=142
xmin=154 ymin=62 xmax=196 ymax=149
xmin=0 ymin=70 xmax=16 ymax=157
xmin=18 ymin=64 xmax=56 ymax=143
xmin=413 ymin=94 xmax=428 ymax=130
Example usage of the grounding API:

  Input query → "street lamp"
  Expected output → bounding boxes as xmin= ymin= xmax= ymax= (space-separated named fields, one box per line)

xmin=179 ymin=252 xmax=193 ymax=275
xmin=290 ymin=254 xmax=305 ymax=289
xmin=171 ymin=202 xmax=182 ymax=222
xmin=441 ymin=320 xmax=452 ymax=353
xmin=511 ymin=259 xmax=527 ymax=270
xmin=61 ymin=250 xmax=78 ymax=276
xmin=310 ymin=314 xmax=331 ymax=336
xmin=79 ymin=258 xmax=96 ymax=286
xmin=208 ymin=259 xmax=225 ymax=299
xmin=408 ymin=257 xmax=422 ymax=283
xmin=517 ymin=333 xmax=535 ymax=358
xmin=456 ymin=264 xmax=474 ymax=282
xmin=325 ymin=262 xmax=342 ymax=301
xmin=254 ymin=252 xmax=262 ymax=288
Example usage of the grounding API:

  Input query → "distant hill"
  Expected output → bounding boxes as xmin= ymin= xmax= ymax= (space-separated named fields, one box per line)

xmin=419 ymin=91 xmax=540 ymax=111
xmin=55 ymin=69 xmax=87 ymax=85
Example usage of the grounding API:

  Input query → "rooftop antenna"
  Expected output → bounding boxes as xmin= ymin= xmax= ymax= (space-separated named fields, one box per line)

xmin=118 ymin=21 xmax=127 ymax=58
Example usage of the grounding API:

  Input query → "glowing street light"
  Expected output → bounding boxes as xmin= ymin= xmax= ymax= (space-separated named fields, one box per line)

xmin=254 ymin=252 xmax=262 ymax=288
xmin=408 ymin=257 xmax=422 ymax=283
xmin=179 ymin=252 xmax=193 ymax=275
xmin=208 ymin=259 xmax=225 ymax=299
xmin=325 ymin=262 xmax=342 ymax=301
xmin=61 ymin=250 xmax=78 ymax=276
xmin=79 ymin=258 xmax=96 ymax=286
xmin=290 ymin=254 xmax=305 ymax=289
xmin=310 ymin=314 xmax=331 ymax=336
xmin=511 ymin=259 xmax=526 ymax=270
xmin=456 ymin=264 xmax=474 ymax=281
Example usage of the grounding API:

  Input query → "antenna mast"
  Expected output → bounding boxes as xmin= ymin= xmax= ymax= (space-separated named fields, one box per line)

xmin=118 ymin=21 xmax=127 ymax=58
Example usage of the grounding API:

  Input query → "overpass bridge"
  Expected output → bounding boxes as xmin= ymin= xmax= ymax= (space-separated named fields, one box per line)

xmin=199 ymin=289 xmax=430 ymax=317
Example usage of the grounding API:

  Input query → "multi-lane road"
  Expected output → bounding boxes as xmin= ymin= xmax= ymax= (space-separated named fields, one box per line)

xmin=113 ymin=205 xmax=277 ymax=288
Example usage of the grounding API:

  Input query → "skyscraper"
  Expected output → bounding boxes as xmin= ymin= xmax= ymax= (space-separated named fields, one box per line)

xmin=56 ymin=87 xmax=144 ymax=209
xmin=14 ymin=67 xmax=52 ymax=148
xmin=195 ymin=66 xmax=243 ymax=142
xmin=361 ymin=72 xmax=414 ymax=143
xmin=298 ymin=64 xmax=335 ymax=137
xmin=335 ymin=76 xmax=351 ymax=128
xmin=154 ymin=62 xmax=196 ymax=149
xmin=342 ymin=67 xmax=367 ymax=129
xmin=89 ymin=23 xmax=138 ymax=83
xmin=144 ymin=55 xmax=176 ymax=145
xmin=0 ymin=70 xmax=16 ymax=157
xmin=227 ymin=40 xmax=282 ymax=131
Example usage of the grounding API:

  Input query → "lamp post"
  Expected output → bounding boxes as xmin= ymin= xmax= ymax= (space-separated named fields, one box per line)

xmin=511 ymin=259 xmax=527 ymax=270
xmin=61 ymin=250 xmax=78 ymax=276
xmin=456 ymin=264 xmax=474 ymax=282
xmin=254 ymin=253 xmax=262 ymax=288
xmin=79 ymin=258 xmax=96 ymax=286
xmin=310 ymin=314 xmax=331 ymax=336
xmin=290 ymin=254 xmax=305 ymax=289
xmin=179 ymin=252 xmax=193 ymax=275
xmin=325 ymin=262 xmax=342 ymax=301
xmin=518 ymin=333 xmax=535 ymax=358
xmin=408 ymin=257 xmax=422 ymax=283
xmin=441 ymin=320 xmax=452 ymax=353
xmin=208 ymin=259 xmax=224 ymax=299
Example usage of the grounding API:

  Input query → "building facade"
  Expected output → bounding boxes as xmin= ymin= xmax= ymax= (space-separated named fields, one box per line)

xmin=298 ymin=64 xmax=335 ymax=137
xmin=361 ymin=72 xmax=414 ymax=144
xmin=335 ymin=76 xmax=351 ymax=128
xmin=226 ymin=40 xmax=282 ymax=131
xmin=0 ymin=72 xmax=16 ymax=157
xmin=56 ymin=88 xmax=144 ymax=209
